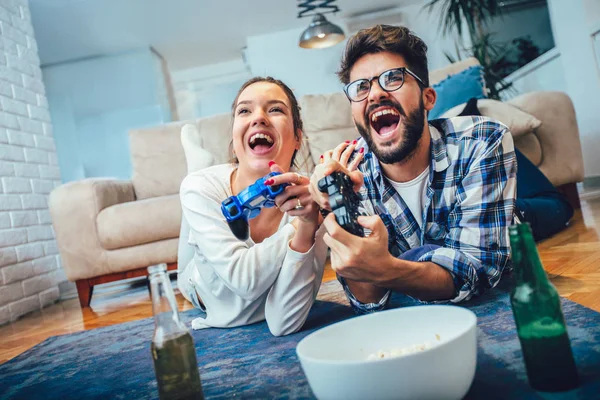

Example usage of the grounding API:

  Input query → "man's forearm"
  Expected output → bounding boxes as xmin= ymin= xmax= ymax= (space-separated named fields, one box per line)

xmin=382 ymin=259 xmax=455 ymax=301
xmin=345 ymin=258 xmax=456 ymax=303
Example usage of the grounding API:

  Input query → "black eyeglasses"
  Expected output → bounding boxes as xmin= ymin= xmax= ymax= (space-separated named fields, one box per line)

xmin=343 ymin=67 xmax=425 ymax=102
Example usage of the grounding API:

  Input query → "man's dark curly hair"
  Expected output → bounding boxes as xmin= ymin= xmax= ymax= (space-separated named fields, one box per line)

xmin=337 ymin=25 xmax=429 ymax=88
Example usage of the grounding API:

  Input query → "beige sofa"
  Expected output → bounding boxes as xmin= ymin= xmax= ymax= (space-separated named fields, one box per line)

xmin=49 ymin=59 xmax=585 ymax=307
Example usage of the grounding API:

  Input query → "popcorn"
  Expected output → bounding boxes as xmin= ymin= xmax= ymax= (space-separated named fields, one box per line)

xmin=367 ymin=334 xmax=441 ymax=360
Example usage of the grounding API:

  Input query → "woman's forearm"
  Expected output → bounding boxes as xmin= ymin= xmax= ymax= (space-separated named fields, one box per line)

xmin=265 ymin=225 xmax=327 ymax=336
xmin=290 ymin=219 xmax=319 ymax=253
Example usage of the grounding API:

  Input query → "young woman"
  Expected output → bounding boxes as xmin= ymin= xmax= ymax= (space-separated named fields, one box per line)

xmin=178 ymin=77 xmax=327 ymax=336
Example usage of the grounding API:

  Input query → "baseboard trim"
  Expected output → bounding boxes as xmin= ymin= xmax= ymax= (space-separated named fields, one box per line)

xmin=58 ymin=280 xmax=78 ymax=300
xmin=580 ymin=190 xmax=600 ymax=200
xmin=578 ymin=176 xmax=600 ymax=200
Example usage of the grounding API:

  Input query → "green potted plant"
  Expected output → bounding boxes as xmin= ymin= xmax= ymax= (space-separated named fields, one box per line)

xmin=423 ymin=0 xmax=501 ymax=40
xmin=423 ymin=0 xmax=512 ymax=99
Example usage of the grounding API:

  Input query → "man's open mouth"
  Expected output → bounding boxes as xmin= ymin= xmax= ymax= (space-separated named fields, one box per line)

xmin=370 ymin=108 xmax=400 ymax=137
xmin=248 ymin=132 xmax=275 ymax=152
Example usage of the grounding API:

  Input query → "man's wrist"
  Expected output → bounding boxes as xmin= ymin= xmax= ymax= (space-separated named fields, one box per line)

xmin=372 ymin=253 xmax=400 ymax=287
xmin=344 ymin=277 xmax=388 ymax=304
xmin=338 ymin=275 xmax=391 ymax=314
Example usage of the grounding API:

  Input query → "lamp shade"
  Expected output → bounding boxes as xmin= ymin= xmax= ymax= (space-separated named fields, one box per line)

xmin=299 ymin=13 xmax=345 ymax=49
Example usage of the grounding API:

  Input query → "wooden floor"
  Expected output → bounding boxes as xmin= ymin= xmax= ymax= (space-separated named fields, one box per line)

xmin=1 ymin=196 xmax=599 ymax=365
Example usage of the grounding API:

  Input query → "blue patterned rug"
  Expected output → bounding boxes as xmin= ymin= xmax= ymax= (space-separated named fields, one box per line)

xmin=1 ymin=275 xmax=599 ymax=400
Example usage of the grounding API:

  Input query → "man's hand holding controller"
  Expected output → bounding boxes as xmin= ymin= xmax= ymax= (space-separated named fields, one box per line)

xmin=317 ymin=171 xmax=364 ymax=237
xmin=308 ymin=159 xmax=364 ymax=219
xmin=309 ymin=146 xmax=393 ymax=289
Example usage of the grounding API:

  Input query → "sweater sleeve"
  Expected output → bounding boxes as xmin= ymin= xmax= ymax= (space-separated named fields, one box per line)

xmin=181 ymin=173 xmax=297 ymax=302
xmin=263 ymin=224 xmax=328 ymax=336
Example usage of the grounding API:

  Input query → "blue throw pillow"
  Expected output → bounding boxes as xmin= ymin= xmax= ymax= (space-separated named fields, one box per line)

xmin=428 ymin=65 xmax=487 ymax=120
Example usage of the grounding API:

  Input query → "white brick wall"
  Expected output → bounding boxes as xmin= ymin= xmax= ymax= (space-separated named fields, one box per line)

xmin=0 ymin=0 xmax=63 ymax=325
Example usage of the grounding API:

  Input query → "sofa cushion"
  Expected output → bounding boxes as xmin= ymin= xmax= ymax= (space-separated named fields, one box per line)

xmin=129 ymin=125 xmax=188 ymax=200
xmin=305 ymin=127 xmax=359 ymax=166
xmin=429 ymin=65 xmax=487 ymax=120
xmin=194 ymin=113 xmax=235 ymax=165
xmin=300 ymin=92 xmax=358 ymax=165
xmin=181 ymin=124 xmax=216 ymax=174
xmin=441 ymin=99 xmax=542 ymax=138
xmin=129 ymin=114 xmax=233 ymax=200
xmin=97 ymin=194 xmax=181 ymax=250
xmin=301 ymin=92 xmax=354 ymax=133
xmin=514 ymin=132 xmax=543 ymax=167
xmin=429 ymin=57 xmax=481 ymax=86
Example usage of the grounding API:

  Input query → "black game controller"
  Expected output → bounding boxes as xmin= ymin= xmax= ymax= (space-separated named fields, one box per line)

xmin=318 ymin=171 xmax=364 ymax=237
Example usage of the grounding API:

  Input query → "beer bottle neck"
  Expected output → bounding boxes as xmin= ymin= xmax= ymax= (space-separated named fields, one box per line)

xmin=149 ymin=268 xmax=183 ymax=333
xmin=513 ymin=225 xmax=551 ymax=287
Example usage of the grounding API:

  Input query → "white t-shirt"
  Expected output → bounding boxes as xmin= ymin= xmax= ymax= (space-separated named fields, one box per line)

xmin=178 ymin=164 xmax=328 ymax=335
xmin=386 ymin=167 xmax=430 ymax=228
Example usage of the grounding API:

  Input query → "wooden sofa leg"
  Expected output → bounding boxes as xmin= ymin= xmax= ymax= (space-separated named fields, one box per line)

xmin=73 ymin=264 xmax=177 ymax=308
xmin=76 ymin=280 xmax=94 ymax=308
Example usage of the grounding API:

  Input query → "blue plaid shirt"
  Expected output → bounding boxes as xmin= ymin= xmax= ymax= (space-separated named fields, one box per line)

xmin=340 ymin=116 xmax=517 ymax=314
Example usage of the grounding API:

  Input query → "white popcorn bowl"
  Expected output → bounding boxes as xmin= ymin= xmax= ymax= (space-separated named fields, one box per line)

xmin=296 ymin=305 xmax=477 ymax=400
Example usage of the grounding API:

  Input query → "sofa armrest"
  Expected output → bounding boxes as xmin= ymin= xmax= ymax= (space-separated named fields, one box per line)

xmin=507 ymin=91 xmax=584 ymax=186
xmin=49 ymin=178 xmax=135 ymax=281
xmin=91 ymin=179 xmax=136 ymax=211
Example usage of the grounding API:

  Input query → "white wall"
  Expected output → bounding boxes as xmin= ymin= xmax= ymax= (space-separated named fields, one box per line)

xmin=172 ymin=59 xmax=251 ymax=120
xmin=548 ymin=0 xmax=600 ymax=178
xmin=245 ymin=24 xmax=347 ymax=97
xmin=501 ymin=48 xmax=567 ymax=100
xmin=172 ymin=20 xmax=349 ymax=120
xmin=244 ymin=4 xmax=460 ymax=95
xmin=172 ymin=25 xmax=349 ymax=120
xmin=172 ymin=3 xmax=462 ymax=120
xmin=399 ymin=3 xmax=469 ymax=72
xmin=42 ymin=49 xmax=173 ymax=183
xmin=0 ymin=0 xmax=63 ymax=324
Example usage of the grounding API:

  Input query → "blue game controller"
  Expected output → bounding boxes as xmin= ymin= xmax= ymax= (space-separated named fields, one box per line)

xmin=221 ymin=172 xmax=289 ymax=240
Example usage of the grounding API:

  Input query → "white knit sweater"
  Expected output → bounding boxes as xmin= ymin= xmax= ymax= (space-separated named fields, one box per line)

xmin=179 ymin=164 xmax=327 ymax=335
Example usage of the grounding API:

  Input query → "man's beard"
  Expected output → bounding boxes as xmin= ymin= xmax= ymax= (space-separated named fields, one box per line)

xmin=355 ymin=98 xmax=425 ymax=165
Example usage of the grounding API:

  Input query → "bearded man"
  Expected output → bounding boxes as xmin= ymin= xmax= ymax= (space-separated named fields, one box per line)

xmin=309 ymin=25 xmax=517 ymax=313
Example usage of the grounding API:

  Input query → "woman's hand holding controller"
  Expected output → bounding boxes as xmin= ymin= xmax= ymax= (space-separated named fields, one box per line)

xmin=264 ymin=161 xmax=319 ymax=226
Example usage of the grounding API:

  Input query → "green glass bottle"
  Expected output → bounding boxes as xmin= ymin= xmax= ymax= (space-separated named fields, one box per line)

xmin=148 ymin=264 xmax=205 ymax=400
xmin=509 ymin=223 xmax=578 ymax=392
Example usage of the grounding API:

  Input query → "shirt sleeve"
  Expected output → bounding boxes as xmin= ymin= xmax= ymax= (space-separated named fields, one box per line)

xmin=418 ymin=124 xmax=517 ymax=302
xmin=337 ymin=275 xmax=391 ymax=314
xmin=181 ymin=174 xmax=311 ymax=302
xmin=264 ymin=225 xmax=328 ymax=336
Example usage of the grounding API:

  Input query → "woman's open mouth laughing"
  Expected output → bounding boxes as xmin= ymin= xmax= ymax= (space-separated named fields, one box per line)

xmin=248 ymin=132 xmax=276 ymax=155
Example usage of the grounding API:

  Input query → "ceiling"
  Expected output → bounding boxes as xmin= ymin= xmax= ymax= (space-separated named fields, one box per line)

xmin=29 ymin=0 xmax=422 ymax=71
